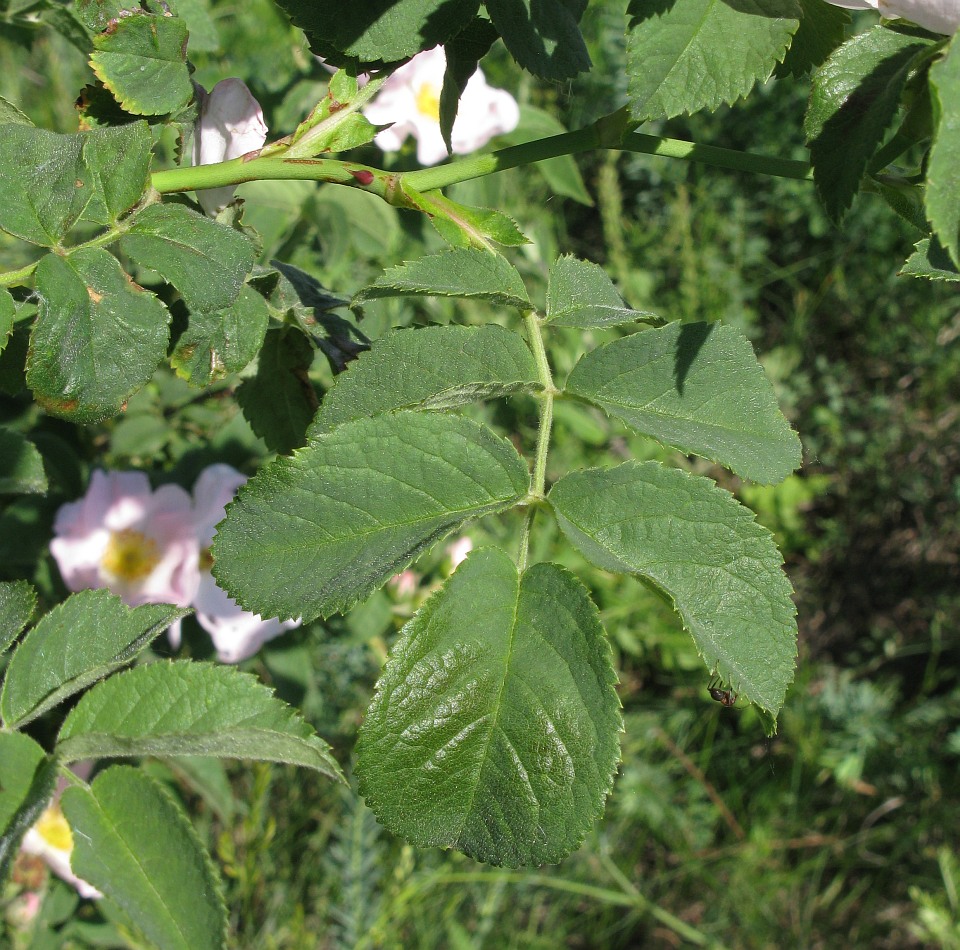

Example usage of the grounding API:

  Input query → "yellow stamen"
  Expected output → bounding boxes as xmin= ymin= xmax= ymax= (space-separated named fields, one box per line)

xmin=100 ymin=528 xmax=161 ymax=583
xmin=199 ymin=547 xmax=214 ymax=572
xmin=35 ymin=805 xmax=73 ymax=853
xmin=415 ymin=82 xmax=440 ymax=121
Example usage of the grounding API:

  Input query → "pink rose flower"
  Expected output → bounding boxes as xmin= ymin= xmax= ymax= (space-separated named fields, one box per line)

xmin=191 ymin=78 xmax=268 ymax=215
xmin=446 ymin=536 xmax=473 ymax=571
xmin=19 ymin=762 xmax=101 ymax=900
xmin=51 ymin=470 xmax=200 ymax=609
xmin=363 ymin=47 xmax=520 ymax=166
xmin=823 ymin=0 xmax=959 ymax=34
xmin=189 ymin=464 xmax=301 ymax=663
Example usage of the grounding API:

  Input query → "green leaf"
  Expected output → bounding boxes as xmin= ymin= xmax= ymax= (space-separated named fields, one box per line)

xmin=61 ymin=766 xmax=227 ymax=950
xmin=120 ymin=203 xmax=256 ymax=312
xmin=90 ymin=12 xmax=192 ymax=116
xmin=213 ymin=411 xmax=530 ymax=622
xmin=565 ymin=322 xmax=801 ymax=484
xmin=26 ymin=248 xmax=171 ymax=422
xmin=440 ymin=17 xmax=499 ymax=152
xmin=0 ymin=126 xmax=90 ymax=245
xmin=776 ymin=0 xmax=849 ymax=79
xmin=400 ymin=182 xmax=530 ymax=249
xmin=236 ymin=326 xmax=317 ymax=454
xmin=626 ymin=0 xmax=800 ymax=121
xmin=354 ymin=248 xmax=530 ymax=309
xmin=0 ymin=589 xmax=187 ymax=729
xmin=0 ymin=734 xmax=47 ymax=836
xmin=549 ymin=462 xmax=797 ymax=717
xmin=497 ymin=107 xmax=593 ymax=205
xmin=927 ymin=36 xmax=960 ymax=266
xmin=0 ymin=579 xmax=36 ymax=655
xmin=273 ymin=0 xmax=480 ymax=65
xmin=56 ymin=662 xmax=344 ymax=779
xmin=901 ymin=235 xmax=960 ymax=280
xmin=73 ymin=0 xmax=126 ymax=33
xmin=0 ymin=426 xmax=47 ymax=495
xmin=0 ymin=95 xmax=32 ymax=125
xmin=289 ymin=73 xmax=379 ymax=156
xmin=357 ymin=547 xmax=620 ymax=866
xmin=544 ymin=255 xmax=661 ymax=328
xmin=82 ymin=122 xmax=153 ymax=224
xmin=170 ymin=286 xmax=269 ymax=386
xmin=0 ymin=287 xmax=13 ymax=355
xmin=310 ymin=324 xmax=540 ymax=435
xmin=485 ymin=0 xmax=590 ymax=80
xmin=0 ymin=735 xmax=56 ymax=889
xmin=805 ymin=26 xmax=935 ymax=222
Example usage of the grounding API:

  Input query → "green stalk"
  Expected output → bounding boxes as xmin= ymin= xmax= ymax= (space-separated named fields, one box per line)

xmin=0 ymin=260 xmax=40 ymax=288
xmin=619 ymin=132 xmax=812 ymax=181
xmin=148 ymin=111 xmax=812 ymax=200
xmin=518 ymin=310 xmax=557 ymax=572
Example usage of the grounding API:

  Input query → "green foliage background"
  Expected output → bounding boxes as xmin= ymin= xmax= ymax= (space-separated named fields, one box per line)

xmin=1 ymin=1 xmax=958 ymax=947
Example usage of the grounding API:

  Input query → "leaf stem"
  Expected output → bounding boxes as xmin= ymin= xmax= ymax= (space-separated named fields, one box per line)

xmin=518 ymin=309 xmax=557 ymax=572
xmin=0 ymin=260 xmax=40 ymax=287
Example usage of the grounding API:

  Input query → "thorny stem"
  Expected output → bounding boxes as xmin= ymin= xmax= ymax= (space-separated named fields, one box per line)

xmin=1 ymin=108 xmax=813 ymax=289
xmin=148 ymin=108 xmax=812 ymax=201
xmin=518 ymin=309 xmax=557 ymax=573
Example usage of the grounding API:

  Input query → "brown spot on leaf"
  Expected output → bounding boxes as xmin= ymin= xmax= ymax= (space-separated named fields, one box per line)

xmin=87 ymin=286 xmax=104 ymax=303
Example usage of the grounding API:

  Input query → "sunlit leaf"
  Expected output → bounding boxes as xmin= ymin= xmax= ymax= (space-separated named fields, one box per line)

xmin=357 ymin=547 xmax=621 ymax=866
xmin=626 ymin=0 xmax=800 ymax=121
xmin=565 ymin=322 xmax=801 ymax=483
xmin=213 ymin=411 xmax=530 ymax=622
xmin=90 ymin=12 xmax=193 ymax=116
xmin=0 ymin=126 xmax=90 ymax=245
xmin=121 ymin=203 xmax=256 ymax=311
xmin=550 ymin=462 xmax=797 ymax=717
xmin=0 ymin=589 xmax=187 ymax=729
xmin=57 ymin=662 xmax=344 ymax=780
xmin=354 ymin=248 xmax=530 ymax=309
xmin=311 ymin=324 xmax=540 ymax=435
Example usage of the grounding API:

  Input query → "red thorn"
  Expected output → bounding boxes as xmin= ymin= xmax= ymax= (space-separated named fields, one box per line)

xmin=351 ymin=170 xmax=374 ymax=186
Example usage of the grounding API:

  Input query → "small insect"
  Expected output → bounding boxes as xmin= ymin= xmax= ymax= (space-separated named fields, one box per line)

xmin=708 ymin=676 xmax=737 ymax=707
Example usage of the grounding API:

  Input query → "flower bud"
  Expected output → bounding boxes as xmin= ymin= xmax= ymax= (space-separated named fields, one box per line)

xmin=191 ymin=78 xmax=268 ymax=215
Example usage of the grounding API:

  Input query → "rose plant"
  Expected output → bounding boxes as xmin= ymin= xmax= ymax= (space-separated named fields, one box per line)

xmin=0 ymin=0 xmax=958 ymax=946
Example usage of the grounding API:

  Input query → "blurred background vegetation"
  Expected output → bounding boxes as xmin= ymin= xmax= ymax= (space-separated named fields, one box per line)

xmin=1 ymin=1 xmax=959 ymax=947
